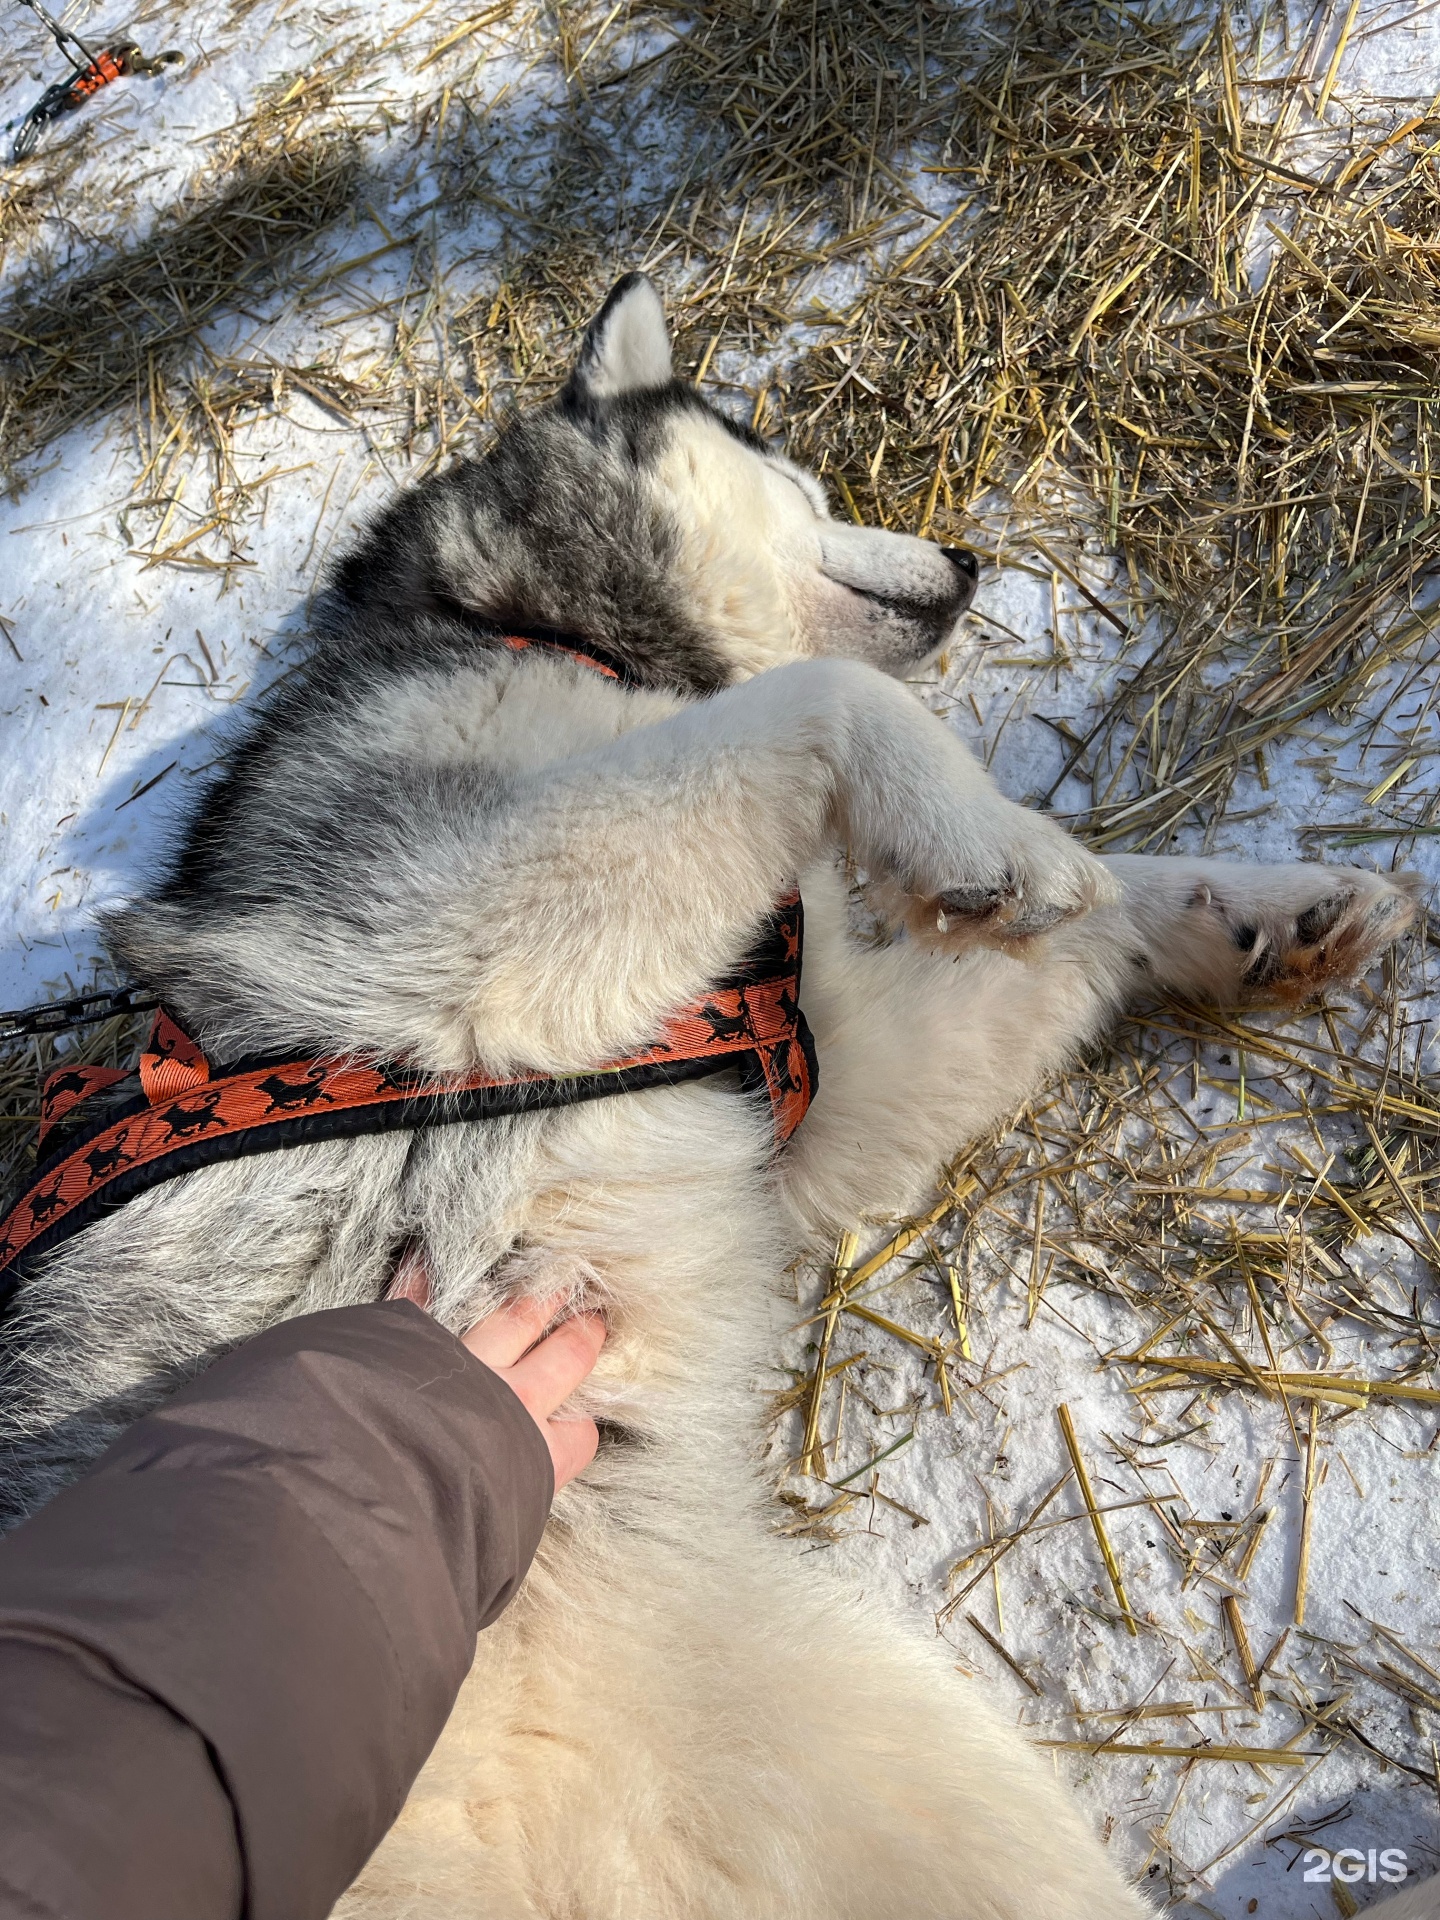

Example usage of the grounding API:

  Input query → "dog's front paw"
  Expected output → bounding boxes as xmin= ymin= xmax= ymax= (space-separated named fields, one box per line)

xmin=906 ymin=812 xmax=1118 ymax=956
xmin=933 ymin=879 xmax=1076 ymax=942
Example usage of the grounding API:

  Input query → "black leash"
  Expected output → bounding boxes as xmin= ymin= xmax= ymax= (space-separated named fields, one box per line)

xmin=0 ymin=984 xmax=158 ymax=1046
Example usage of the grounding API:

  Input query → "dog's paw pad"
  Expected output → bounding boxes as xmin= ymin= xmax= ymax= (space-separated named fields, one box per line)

xmin=930 ymin=875 xmax=1090 ymax=949
xmin=1218 ymin=874 xmax=1420 ymax=1003
xmin=1293 ymin=892 xmax=1352 ymax=947
xmin=935 ymin=880 xmax=1016 ymax=930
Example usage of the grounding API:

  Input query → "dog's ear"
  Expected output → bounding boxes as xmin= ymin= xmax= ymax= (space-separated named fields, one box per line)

xmin=565 ymin=273 xmax=672 ymax=403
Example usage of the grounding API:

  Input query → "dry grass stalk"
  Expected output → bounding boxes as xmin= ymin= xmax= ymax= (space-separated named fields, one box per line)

xmin=1034 ymin=1740 xmax=1321 ymax=1767
xmin=964 ymin=1610 xmax=1042 ymax=1697
xmin=1057 ymin=1403 xmax=1137 ymax=1637
xmin=1235 ymin=1509 xmax=1271 ymax=1583
xmin=1083 ymin=1701 xmax=1198 ymax=1722
xmin=1117 ymin=1352 xmax=1440 ymax=1407
xmin=800 ymin=1227 xmax=857 ymax=1478
xmin=1348 ymin=1604 xmax=1440 ymax=1694
xmin=1222 ymin=1595 xmax=1266 ymax=1712
xmin=813 ymin=1191 xmax=966 ymax=1314
xmin=940 ymin=1469 xmax=1074 ymax=1613
xmin=1293 ymin=1400 xmax=1321 ymax=1627
xmin=772 ymin=1349 xmax=863 ymax=1420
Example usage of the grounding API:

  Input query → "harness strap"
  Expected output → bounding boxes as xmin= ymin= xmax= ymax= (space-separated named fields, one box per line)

xmin=1 ymin=894 xmax=817 ymax=1295
xmin=1 ymin=632 xmax=818 ymax=1294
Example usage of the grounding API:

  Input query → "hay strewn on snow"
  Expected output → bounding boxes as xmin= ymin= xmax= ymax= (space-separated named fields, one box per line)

xmin=3 ymin=1 xmax=1440 ymax=1904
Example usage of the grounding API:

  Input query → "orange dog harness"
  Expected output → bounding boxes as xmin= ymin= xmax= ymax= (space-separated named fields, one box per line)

xmin=0 ymin=637 xmax=816 ymax=1295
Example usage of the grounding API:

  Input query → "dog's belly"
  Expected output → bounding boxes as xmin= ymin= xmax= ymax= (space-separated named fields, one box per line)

xmin=327 ymin=1085 xmax=823 ymax=1920
xmin=0 ymin=1071 xmax=789 ymax=1523
xmin=341 ymin=1459 xmax=1144 ymax=1920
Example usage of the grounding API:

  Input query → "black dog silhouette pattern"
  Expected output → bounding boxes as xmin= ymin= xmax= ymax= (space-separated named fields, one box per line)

xmin=258 ymin=1065 xmax=338 ymax=1114
xmin=767 ymin=1037 xmax=803 ymax=1098
xmin=85 ymin=1137 xmax=132 ymax=1182
xmin=44 ymin=1069 xmax=98 ymax=1106
xmin=699 ymin=993 xmax=758 ymax=1046
xmin=160 ymin=1090 xmax=227 ymax=1139
xmin=373 ymin=1060 xmax=431 ymax=1096
xmin=25 ymin=1181 xmax=67 ymax=1225
xmin=39 ymin=1065 xmax=131 ymax=1140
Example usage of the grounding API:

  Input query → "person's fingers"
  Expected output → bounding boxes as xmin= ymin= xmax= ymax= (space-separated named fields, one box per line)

xmin=461 ymin=1291 xmax=564 ymax=1371
xmin=544 ymin=1412 xmax=601 ymax=1491
xmin=504 ymin=1312 xmax=606 ymax=1421
xmin=459 ymin=1302 xmax=607 ymax=1491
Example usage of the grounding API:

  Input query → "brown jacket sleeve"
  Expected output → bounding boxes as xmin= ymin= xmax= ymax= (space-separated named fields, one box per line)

xmin=0 ymin=1299 xmax=553 ymax=1920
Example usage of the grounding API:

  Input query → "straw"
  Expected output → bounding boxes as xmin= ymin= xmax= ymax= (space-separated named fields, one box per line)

xmin=1057 ymin=1403 xmax=1138 ymax=1637
xmin=4 ymin=0 xmax=1440 ymax=1864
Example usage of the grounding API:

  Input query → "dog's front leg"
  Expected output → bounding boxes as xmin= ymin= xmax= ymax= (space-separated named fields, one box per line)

xmin=112 ymin=656 xmax=1113 ymax=1082
xmin=422 ymin=657 xmax=1115 ymax=1075
xmin=114 ymin=657 xmax=1112 ymax=1074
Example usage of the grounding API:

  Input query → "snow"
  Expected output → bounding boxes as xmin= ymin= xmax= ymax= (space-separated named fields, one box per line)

xmin=3 ymin=1 xmax=1440 ymax=1913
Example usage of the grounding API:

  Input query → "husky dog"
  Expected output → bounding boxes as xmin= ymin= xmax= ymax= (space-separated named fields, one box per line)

xmin=0 ymin=274 xmax=1424 ymax=1919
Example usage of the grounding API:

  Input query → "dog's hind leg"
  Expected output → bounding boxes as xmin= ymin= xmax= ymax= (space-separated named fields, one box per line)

xmin=782 ymin=854 xmax=1418 ymax=1233
xmin=1093 ymin=853 xmax=1420 ymax=1008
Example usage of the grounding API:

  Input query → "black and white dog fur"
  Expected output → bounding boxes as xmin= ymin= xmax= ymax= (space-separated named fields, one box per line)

xmin=1 ymin=275 xmax=1426 ymax=1919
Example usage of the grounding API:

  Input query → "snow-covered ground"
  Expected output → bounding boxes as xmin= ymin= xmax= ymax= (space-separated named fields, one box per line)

xmin=3 ymin=1 xmax=1440 ymax=1914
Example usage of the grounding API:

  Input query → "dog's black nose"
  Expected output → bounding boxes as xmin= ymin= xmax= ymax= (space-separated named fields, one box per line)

xmin=941 ymin=547 xmax=979 ymax=582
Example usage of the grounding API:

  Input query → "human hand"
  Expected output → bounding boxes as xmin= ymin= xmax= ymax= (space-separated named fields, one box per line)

xmin=463 ymin=1294 xmax=605 ymax=1490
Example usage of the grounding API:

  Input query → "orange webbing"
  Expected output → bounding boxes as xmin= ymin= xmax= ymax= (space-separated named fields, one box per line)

xmin=0 ymin=895 xmax=815 ymax=1287
xmin=2 ymin=636 xmax=813 ymax=1287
